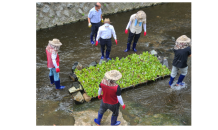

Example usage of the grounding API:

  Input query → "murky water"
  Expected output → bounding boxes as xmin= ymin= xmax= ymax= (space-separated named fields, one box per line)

xmin=36 ymin=3 xmax=191 ymax=125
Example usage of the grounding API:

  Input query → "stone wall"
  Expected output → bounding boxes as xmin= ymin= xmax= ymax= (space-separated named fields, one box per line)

xmin=36 ymin=2 xmax=163 ymax=30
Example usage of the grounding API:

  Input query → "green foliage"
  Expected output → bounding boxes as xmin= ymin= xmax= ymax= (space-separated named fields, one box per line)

xmin=82 ymin=13 xmax=84 ymax=16
xmin=104 ymin=4 xmax=106 ymax=6
xmin=75 ymin=52 xmax=171 ymax=98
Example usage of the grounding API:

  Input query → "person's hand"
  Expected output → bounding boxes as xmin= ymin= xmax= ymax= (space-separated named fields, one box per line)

xmin=56 ymin=68 xmax=60 ymax=73
xmin=125 ymin=29 xmax=128 ymax=34
xmin=101 ymin=19 xmax=104 ymax=23
xmin=144 ymin=31 xmax=146 ymax=36
xmin=88 ymin=23 xmax=92 ymax=28
xmin=98 ymin=95 xmax=103 ymax=99
xmin=95 ymin=41 xmax=98 ymax=46
xmin=115 ymin=39 xmax=117 ymax=45
xmin=122 ymin=104 xmax=126 ymax=110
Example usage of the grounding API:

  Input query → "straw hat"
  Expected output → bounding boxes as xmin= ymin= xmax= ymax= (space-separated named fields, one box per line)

xmin=135 ymin=10 xmax=146 ymax=22
xmin=104 ymin=18 xmax=112 ymax=23
xmin=176 ymin=35 xmax=191 ymax=44
xmin=49 ymin=38 xmax=62 ymax=46
xmin=105 ymin=70 xmax=122 ymax=81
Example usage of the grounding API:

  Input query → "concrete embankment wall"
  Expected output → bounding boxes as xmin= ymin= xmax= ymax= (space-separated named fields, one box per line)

xmin=36 ymin=2 xmax=163 ymax=30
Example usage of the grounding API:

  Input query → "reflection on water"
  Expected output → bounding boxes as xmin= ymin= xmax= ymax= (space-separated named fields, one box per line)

xmin=36 ymin=3 xmax=191 ymax=125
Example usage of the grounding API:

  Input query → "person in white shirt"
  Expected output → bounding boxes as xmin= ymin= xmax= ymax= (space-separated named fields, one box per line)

xmin=124 ymin=10 xmax=147 ymax=52
xmin=46 ymin=39 xmax=65 ymax=89
xmin=95 ymin=18 xmax=117 ymax=60
xmin=88 ymin=2 xmax=104 ymax=44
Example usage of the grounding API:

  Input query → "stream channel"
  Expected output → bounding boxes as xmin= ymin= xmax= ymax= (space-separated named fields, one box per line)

xmin=36 ymin=3 xmax=191 ymax=126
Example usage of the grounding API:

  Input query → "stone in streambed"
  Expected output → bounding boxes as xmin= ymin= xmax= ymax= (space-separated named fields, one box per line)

xmin=73 ymin=91 xmax=84 ymax=103
xmin=83 ymin=93 xmax=91 ymax=102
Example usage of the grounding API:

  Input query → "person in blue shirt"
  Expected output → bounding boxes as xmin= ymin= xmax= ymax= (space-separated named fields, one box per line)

xmin=88 ymin=2 xmax=104 ymax=44
xmin=169 ymin=35 xmax=191 ymax=87
xmin=95 ymin=18 xmax=117 ymax=60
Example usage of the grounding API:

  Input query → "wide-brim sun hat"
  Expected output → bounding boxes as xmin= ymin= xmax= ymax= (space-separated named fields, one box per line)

xmin=176 ymin=35 xmax=191 ymax=45
xmin=49 ymin=38 xmax=62 ymax=46
xmin=135 ymin=10 xmax=146 ymax=22
xmin=104 ymin=18 xmax=112 ymax=23
xmin=105 ymin=70 xmax=122 ymax=81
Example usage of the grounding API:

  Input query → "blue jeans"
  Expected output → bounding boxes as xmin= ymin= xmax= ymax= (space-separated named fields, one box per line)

xmin=170 ymin=66 xmax=188 ymax=78
xmin=49 ymin=68 xmax=59 ymax=81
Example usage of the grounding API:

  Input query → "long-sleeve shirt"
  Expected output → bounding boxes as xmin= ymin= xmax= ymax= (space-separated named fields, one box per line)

xmin=88 ymin=7 xmax=102 ymax=23
xmin=51 ymin=52 xmax=58 ymax=69
xmin=96 ymin=24 xmax=117 ymax=41
xmin=126 ymin=14 xmax=146 ymax=34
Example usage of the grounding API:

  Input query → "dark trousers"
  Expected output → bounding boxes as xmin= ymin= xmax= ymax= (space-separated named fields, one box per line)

xmin=100 ymin=38 xmax=112 ymax=57
xmin=90 ymin=22 xmax=101 ymax=41
xmin=98 ymin=100 xmax=120 ymax=116
xmin=127 ymin=31 xmax=141 ymax=44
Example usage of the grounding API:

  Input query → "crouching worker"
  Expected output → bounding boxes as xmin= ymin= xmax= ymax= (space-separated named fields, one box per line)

xmin=46 ymin=38 xmax=65 ymax=89
xmin=94 ymin=70 xmax=126 ymax=126
xmin=169 ymin=35 xmax=191 ymax=87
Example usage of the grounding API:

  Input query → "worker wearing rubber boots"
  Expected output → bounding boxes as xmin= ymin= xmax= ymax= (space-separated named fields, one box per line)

xmin=88 ymin=2 xmax=104 ymax=44
xmin=94 ymin=70 xmax=126 ymax=126
xmin=95 ymin=18 xmax=117 ymax=60
xmin=169 ymin=35 xmax=191 ymax=87
xmin=46 ymin=39 xmax=65 ymax=90
xmin=124 ymin=10 xmax=147 ymax=52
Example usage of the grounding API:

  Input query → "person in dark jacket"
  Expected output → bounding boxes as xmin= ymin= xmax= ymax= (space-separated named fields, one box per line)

xmin=169 ymin=35 xmax=191 ymax=87
xmin=94 ymin=70 xmax=126 ymax=126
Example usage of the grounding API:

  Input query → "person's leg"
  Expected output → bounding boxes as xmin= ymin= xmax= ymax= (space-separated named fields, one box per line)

xmin=90 ymin=23 xmax=95 ymax=44
xmin=100 ymin=38 xmax=106 ymax=59
xmin=110 ymin=103 xmax=121 ymax=126
xmin=132 ymin=33 xmax=141 ymax=52
xmin=169 ymin=66 xmax=178 ymax=87
xmin=53 ymin=68 xmax=65 ymax=89
xmin=94 ymin=100 xmax=107 ymax=125
xmin=124 ymin=31 xmax=134 ymax=52
xmin=177 ymin=66 xmax=188 ymax=86
xmin=95 ymin=22 xmax=101 ymax=42
xmin=106 ymin=39 xmax=112 ymax=60
xmin=49 ymin=69 xmax=54 ymax=85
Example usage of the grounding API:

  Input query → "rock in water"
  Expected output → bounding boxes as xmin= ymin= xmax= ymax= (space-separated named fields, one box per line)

xmin=83 ymin=93 xmax=91 ymax=102
xmin=73 ymin=91 xmax=84 ymax=103
xmin=163 ymin=57 xmax=169 ymax=68
xmin=68 ymin=82 xmax=82 ymax=93
xmin=88 ymin=61 xmax=97 ymax=67
xmin=150 ymin=50 xmax=158 ymax=57
xmin=72 ymin=62 xmax=83 ymax=73
xmin=69 ymin=73 xmax=78 ymax=81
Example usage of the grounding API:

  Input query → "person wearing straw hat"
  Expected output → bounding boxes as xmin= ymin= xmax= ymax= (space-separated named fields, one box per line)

xmin=94 ymin=70 xmax=126 ymax=126
xmin=95 ymin=18 xmax=117 ymax=60
xmin=46 ymin=38 xmax=65 ymax=89
xmin=88 ymin=2 xmax=104 ymax=44
xmin=169 ymin=35 xmax=191 ymax=87
xmin=124 ymin=10 xmax=147 ymax=52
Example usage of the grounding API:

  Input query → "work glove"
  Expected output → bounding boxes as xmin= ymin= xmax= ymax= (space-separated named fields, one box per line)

xmin=56 ymin=67 xmax=60 ymax=73
xmin=115 ymin=39 xmax=117 ymax=45
xmin=98 ymin=95 xmax=103 ymax=99
xmin=122 ymin=104 xmax=126 ymax=110
xmin=125 ymin=29 xmax=128 ymax=34
xmin=95 ymin=41 xmax=98 ymax=46
xmin=144 ymin=31 xmax=147 ymax=36
xmin=88 ymin=23 xmax=92 ymax=28
xmin=101 ymin=19 xmax=104 ymax=23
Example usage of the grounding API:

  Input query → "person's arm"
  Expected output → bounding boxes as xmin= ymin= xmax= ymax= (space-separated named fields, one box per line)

xmin=96 ymin=28 xmax=102 ymax=41
xmin=98 ymin=83 xmax=103 ymax=99
xmin=111 ymin=26 xmax=117 ymax=45
xmin=116 ymin=85 xmax=126 ymax=109
xmin=143 ymin=23 xmax=146 ymax=36
xmin=51 ymin=52 xmax=58 ymax=68
xmin=88 ymin=10 xmax=92 ymax=27
xmin=188 ymin=54 xmax=191 ymax=57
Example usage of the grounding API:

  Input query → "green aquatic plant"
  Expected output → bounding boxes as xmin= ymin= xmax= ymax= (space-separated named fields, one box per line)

xmin=75 ymin=51 xmax=171 ymax=97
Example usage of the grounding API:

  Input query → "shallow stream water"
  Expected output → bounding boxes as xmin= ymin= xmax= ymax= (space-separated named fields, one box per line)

xmin=36 ymin=3 xmax=191 ymax=125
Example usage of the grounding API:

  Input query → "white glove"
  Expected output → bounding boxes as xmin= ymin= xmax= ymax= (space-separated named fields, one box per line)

xmin=88 ymin=23 xmax=92 ymax=27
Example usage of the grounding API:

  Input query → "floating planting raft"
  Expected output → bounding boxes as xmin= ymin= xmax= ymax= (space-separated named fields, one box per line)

xmin=74 ymin=51 xmax=171 ymax=98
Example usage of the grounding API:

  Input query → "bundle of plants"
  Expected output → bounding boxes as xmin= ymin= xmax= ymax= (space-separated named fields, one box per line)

xmin=74 ymin=51 xmax=171 ymax=98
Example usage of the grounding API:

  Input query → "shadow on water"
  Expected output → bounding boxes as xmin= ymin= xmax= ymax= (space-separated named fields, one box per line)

xmin=36 ymin=3 xmax=191 ymax=125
